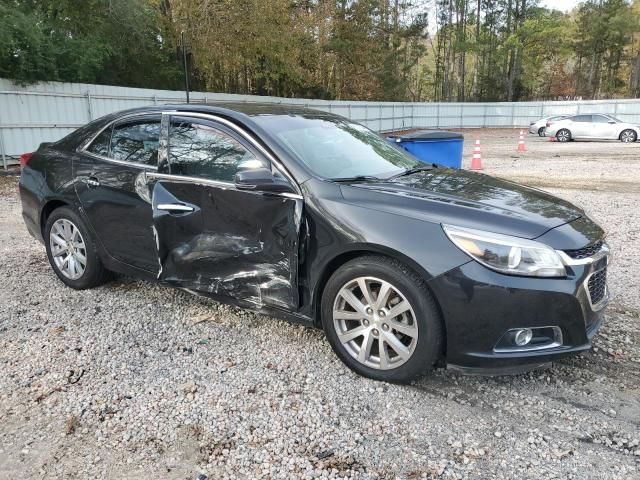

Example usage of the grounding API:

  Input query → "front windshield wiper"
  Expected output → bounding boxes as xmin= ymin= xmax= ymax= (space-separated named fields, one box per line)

xmin=389 ymin=164 xmax=436 ymax=179
xmin=331 ymin=175 xmax=381 ymax=183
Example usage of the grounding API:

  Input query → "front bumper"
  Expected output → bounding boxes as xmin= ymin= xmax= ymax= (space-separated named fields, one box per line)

xmin=428 ymin=251 xmax=608 ymax=374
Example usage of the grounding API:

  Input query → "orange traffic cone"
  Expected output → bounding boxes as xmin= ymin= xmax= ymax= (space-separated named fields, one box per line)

xmin=517 ymin=130 xmax=527 ymax=152
xmin=470 ymin=139 xmax=483 ymax=170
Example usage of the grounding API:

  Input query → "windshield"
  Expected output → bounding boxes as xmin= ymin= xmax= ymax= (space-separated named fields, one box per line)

xmin=253 ymin=114 xmax=420 ymax=180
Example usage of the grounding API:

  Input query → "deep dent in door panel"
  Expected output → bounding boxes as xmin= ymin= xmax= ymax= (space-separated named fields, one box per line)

xmin=150 ymin=181 xmax=302 ymax=310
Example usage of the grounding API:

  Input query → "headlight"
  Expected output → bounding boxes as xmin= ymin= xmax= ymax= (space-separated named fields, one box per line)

xmin=442 ymin=225 xmax=566 ymax=277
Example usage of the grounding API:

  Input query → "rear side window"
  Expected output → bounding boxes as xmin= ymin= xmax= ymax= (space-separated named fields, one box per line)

xmin=571 ymin=115 xmax=592 ymax=123
xmin=110 ymin=121 xmax=161 ymax=166
xmin=592 ymin=114 xmax=610 ymax=123
xmin=86 ymin=127 xmax=112 ymax=157
xmin=168 ymin=119 xmax=265 ymax=182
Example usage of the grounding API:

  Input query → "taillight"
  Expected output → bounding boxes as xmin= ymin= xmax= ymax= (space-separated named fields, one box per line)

xmin=19 ymin=152 xmax=34 ymax=169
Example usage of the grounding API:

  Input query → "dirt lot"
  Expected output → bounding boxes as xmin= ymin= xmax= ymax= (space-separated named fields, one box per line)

xmin=0 ymin=130 xmax=639 ymax=479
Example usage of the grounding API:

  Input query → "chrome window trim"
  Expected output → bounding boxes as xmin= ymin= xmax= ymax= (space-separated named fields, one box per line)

xmin=163 ymin=111 xmax=302 ymax=197
xmin=80 ymin=151 xmax=158 ymax=171
xmin=144 ymin=171 xmax=303 ymax=200
xmin=75 ymin=108 xmax=303 ymax=197
xmin=78 ymin=111 xmax=167 ymax=153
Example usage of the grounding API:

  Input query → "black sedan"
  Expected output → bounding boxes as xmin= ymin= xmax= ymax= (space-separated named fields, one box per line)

xmin=18 ymin=104 xmax=610 ymax=382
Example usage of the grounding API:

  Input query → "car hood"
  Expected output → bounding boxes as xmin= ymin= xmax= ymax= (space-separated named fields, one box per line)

xmin=339 ymin=168 xmax=585 ymax=239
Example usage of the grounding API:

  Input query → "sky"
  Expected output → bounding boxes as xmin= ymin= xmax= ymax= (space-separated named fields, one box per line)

xmin=540 ymin=0 xmax=582 ymax=12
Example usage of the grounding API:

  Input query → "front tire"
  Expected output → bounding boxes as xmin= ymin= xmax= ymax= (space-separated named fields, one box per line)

xmin=538 ymin=127 xmax=545 ymax=137
xmin=620 ymin=129 xmax=637 ymax=143
xmin=321 ymin=256 xmax=443 ymax=383
xmin=44 ymin=206 xmax=110 ymax=289
xmin=556 ymin=129 xmax=571 ymax=142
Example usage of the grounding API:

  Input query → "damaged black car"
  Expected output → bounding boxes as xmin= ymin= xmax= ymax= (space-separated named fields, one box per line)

xmin=19 ymin=104 xmax=609 ymax=382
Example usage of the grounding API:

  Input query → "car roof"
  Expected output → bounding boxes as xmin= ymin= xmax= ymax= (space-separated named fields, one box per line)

xmin=111 ymin=102 xmax=335 ymax=121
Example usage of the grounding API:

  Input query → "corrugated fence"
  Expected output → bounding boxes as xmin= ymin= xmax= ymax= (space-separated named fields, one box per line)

xmin=3 ymin=77 xmax=640 ymax=168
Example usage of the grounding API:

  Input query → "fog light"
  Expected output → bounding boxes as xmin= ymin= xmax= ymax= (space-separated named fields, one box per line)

xmin=514 ymin=328 xmax=533 ymax=346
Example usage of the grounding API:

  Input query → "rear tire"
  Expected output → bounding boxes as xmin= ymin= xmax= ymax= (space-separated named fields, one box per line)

xmin=321 ymin=255 xmax=443 ymax=383
xmin=556 ymin=129 xmax=571 ymax=142
xmin=44 ymin=206 xmax=110 ymax=289
xmin=620 ymin=129 xmax=637 ymax=143
xmin=538 ymin=127 xmax=545 ymax=137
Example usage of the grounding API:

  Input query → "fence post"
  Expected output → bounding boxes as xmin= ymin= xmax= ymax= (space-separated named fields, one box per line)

xmin=153 ymin=94 xmax=158 ymax=105
xmin=364 ymin=103 xmax=368 ymax=128
xmin=392 ymin=104 xmax=395 ymax=131
xmin=510 ymin=103 xmax=515 ymax=128
xmin=86 ymin=91 xmax=94 ymax=121
xmin=0 ymin=128 xmax=7 ymax=170
xmin=0 ymin=108 xmax=7 ymax=170
xmin=436 ymin=103 xmax=440 ymax=129
xmin=483 ymin=104 xmax=487 ymax=128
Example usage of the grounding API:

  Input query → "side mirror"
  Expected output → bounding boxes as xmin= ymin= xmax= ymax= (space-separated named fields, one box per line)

xmin=234 ymin=167 xmax=296 ymax=194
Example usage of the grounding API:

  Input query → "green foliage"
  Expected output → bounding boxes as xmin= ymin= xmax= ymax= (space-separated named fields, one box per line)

xmin=0 ymin=0 xmax=183 ymax=88
xmin=1 ymin=0 xmax=639 ymax=100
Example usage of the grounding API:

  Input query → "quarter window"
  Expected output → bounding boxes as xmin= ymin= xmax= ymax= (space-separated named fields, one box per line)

xmin=110 ymin=120 xmax=161 ymax=166
xmin=168 ymin=119 xmax=265 ymax=182
xmin=86 ymin=127 xmax=112 ymax=157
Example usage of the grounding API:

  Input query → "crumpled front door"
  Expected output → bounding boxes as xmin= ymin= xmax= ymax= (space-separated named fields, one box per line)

xmin=150 ymin=177 xmax=302 ymax=310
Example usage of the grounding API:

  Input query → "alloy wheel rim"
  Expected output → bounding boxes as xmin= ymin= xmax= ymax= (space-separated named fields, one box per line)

xmin=621 ymin=131 xmax=634 ymax=142
xmin=50 ymin=219 xmax=87 ymax=280
xmin=333 ymin=276 xmax=418 ymax=370
xmin=558 ymin=130 xmax=569 ymax=141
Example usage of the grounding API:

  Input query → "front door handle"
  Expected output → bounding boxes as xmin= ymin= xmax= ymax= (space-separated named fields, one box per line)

xmin=156 ymin=203 xmax=194 ymax=213
xmin=86 ymin=177 xmax=100 ymax=188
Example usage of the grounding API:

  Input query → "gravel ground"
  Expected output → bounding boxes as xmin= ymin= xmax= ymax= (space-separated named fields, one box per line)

xmin=1 ymin=131 xmax=639 ymax=479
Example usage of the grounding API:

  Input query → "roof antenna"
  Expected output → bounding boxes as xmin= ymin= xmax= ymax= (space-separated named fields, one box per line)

xmin=181 ymin=31 xmax=190 ymax=103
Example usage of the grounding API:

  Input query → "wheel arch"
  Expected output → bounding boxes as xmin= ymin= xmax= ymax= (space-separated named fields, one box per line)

xmin=40 ymin=199 xmax=72 ymax=237
xmin=310 ymin=244 xmax=444 ymax=330
xmin=619 ymin=128 xmax=638 ymax=141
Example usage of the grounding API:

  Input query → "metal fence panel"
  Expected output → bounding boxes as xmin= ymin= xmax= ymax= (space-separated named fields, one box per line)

xmin=3 ymin=78 xmax=640 ymax=166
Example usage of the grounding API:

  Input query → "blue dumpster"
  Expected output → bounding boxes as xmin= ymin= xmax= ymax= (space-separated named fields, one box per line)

xmin=387 ymin=130 xmax=464 ymax=169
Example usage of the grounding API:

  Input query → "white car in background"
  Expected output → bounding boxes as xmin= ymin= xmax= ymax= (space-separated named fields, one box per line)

xmin=528 ymin=115 xmax=568 ymax=136
xmin=545 ymin=114 xmax=640 ymax=143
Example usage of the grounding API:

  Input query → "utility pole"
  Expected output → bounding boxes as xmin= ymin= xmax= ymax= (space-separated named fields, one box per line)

xmin=181 ymin=31 xmax=190 ymax=103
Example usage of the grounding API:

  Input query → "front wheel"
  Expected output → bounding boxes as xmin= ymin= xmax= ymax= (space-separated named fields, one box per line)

xmin=538 ymin=127 xmax=545 ymax=137
xmin=620 ymin=129 xmax=637 ymax=143
xmin=556 ymin=129 xmax=571 ymax=142
xmin=321 ymin=256 xmax=443 ymax=383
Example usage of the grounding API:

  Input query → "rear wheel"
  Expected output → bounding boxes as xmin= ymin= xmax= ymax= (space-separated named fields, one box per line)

xmin=538 ymin=127 xmax=545 ymax=137
xmin=321 ymin=256 xmax=443 ymax=383
xmin=45 ymin=206 xmax=110 ymax=289
xmin=556 ymin=129 xmax=571 ymax=142
xmin=620 ymin=129 xmax=637 ymax=143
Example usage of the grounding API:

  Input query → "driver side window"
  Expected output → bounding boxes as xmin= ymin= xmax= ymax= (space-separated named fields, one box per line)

xmin=168 ymin=118 xmax=267 ymax=183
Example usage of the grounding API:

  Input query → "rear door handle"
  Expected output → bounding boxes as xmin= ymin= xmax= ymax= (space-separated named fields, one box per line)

xmin=156 ymin=203 xmax=194 ymax=213
xmin=86 ymin=177 xmax=100 ymax=187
